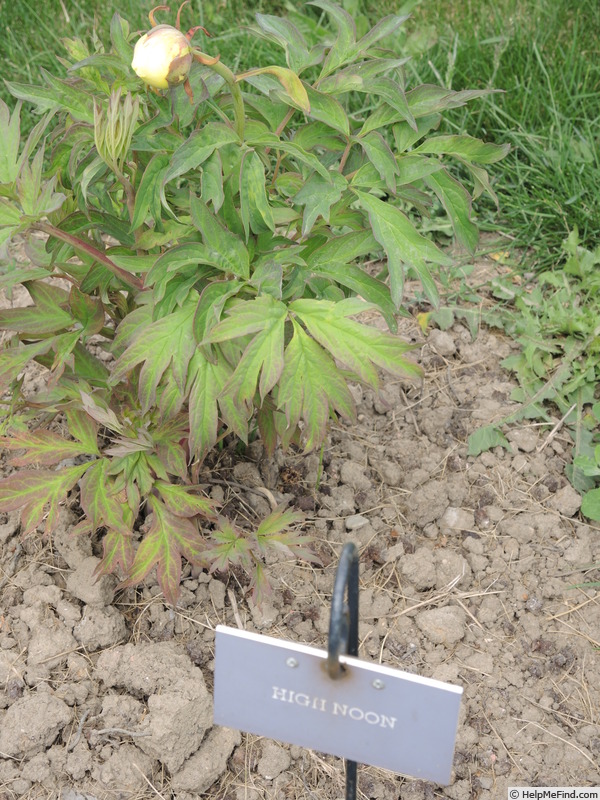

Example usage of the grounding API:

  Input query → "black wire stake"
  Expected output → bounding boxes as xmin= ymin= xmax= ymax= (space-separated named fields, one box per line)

xmin=327 ymin=542 xmax=359 ymax=800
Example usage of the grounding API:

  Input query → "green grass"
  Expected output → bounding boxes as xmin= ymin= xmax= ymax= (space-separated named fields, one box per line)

xmin=406 ymin=0 xmax=600 ymax=269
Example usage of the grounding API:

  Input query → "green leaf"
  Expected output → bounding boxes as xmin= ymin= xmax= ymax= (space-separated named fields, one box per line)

xmin=413 ymin=134 xmax=510 ymax=164
xmin=317 ymin=57 xmax=410 ymax=94
xmin=244 ymin=129 xmax=331 ymax=179
xmin=573 ymin=456 xmax=600 ymax=479
xmin=156 ymin=367 xmax=185 ymax=420
xmin=0 ymin=265 xmax=52 ymax=293
xmin=0 ymin=280 xmax=73 ymax=335
xmin=7 ymin=70 xmax=94 ymax=123
xmin=163 ymin=123 xmax=239 ymax=185
xmin=65 ymin=408 xmax=99 ymax=453
xmin=49 ymin=330 xmax=81 ymax=379
xmin=0 ymin=99 xmax=21 ymax=184
xmin=120 ymin=497 xmax=206 ymax=606
xmin=406 ymin=85 xmax=495 ymax=118
xmin=193 ymin=280 xmax=242 ymax=343
xmin=70 ymin=53 xmax=131 ymax=76
xmin=190 ymin=196 xmax=250 ymax=279
xmin=237 ymin=67 xmax=310 ymax=113
xmin=254 ymin=13 xmax=320 ymax=73
xmin=462 ymin=161 xmax=499 ymax=204
xmin=152 ymin=419 xmax=188 ymax=480
xmin=204 ymin=295 xmax=288 ymax=405
xmin=188 ymin=351 xmax=242 ymax=458
xmin=278 ymin=320 xmax=355 ymax=450
xmin=307 ymin=229 xmax=378 ymax=266
xmin=254 ymin=506 xmax=303 ymax=541
xmin=355 ymin=190 xmax=450 ymax=307
xmin=393 ymin=115 xmax=441 ymax=153
xmin=425 ymin=169 xmax=479 ymax=253
xmin=249 ymin=258 xmax=283 ymax=299
xmin=72 ymin=343 xmax=110 ymax=386
xmin=308 ymin=0 xmax=357 ymax=75
xmin=16 ymin=111 xmax=54 ymax=181
xmin=254 ymin=509 xmax=316 ymax=570
xmin=356 ymin=14 xmax=410 ymax=51
xmin=308 ymin=262 xmax=397 ymax=332
xmin=69 ymin=286 xmax=105 ymax=335
xmin=145 ymin=243 xmax=217 ymax=295
xmin=364 ymin=78 xmax=417 ymax=131
xmin=467 ymin=425 xmax=511 ymax=456
xmin=204 ymin=521 xmax=253 ymax=572
xmin=356 ymin=131 xmax=398 ymax=193
xmin=17 ymin=145 xmax=66 ymax=218
xmin=395 ymin=154 xmax=443 ymax=185
xmin=79 ymin=458 xmax=132 ymax=537
xmin=0 ymin=462 xmax=90 ymax=536
xmin=293 ymin=171 xmax=346 ymax=236
xmin=240 ymin=150 xmax=275 ymax=239
xmin=110 ymin=12 xmax=133 ymax=63
xmin=111 ymin=294 xmax=197 ymax=413
xmin=96 ymin=530 xmax=135 ymax=579
xmin=581 ymin=488 xmax=600 ymax=521
xmin=130 ymin=153 xmax=170 ymax=231
xmin=0 ymin=304 xmax=72 ymax=335
xmin=291 ymin=121 xmax=344 ymax=152
xmin=0 ymin=339 xmax=54 ymax=392
xmin=112 ymin=305 xmax=153 ymax=352
xmin=0 ymin=199 xmax=23 ymax=228
xmin=304 ymin=85 xmax=349 ymax=136
xmin=306 ymin=231 xmax=397 ymax=324
xmin=155 ymin=481 xmax=216 ymax=519
xmin=359 ymin=103 xmax=403 ymax=136
xmin=201 ymin=151 xmax=224 ymax=213
xmin=1 ymin=429 xmax=97 ymax=467
xmin=291 ymin=298 xmax=421 ymax=389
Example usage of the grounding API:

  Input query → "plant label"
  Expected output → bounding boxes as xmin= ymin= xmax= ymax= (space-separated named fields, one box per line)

xmin=214 ymin=625 xmax=463 ymax=784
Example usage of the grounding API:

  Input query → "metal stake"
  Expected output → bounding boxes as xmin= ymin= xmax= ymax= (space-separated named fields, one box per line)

xmin=327 ymin=542 xmax=359 ymax=800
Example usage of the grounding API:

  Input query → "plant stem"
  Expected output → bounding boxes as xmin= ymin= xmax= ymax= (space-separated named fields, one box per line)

xmin=275 ymin=107 xmax=295 ymax=138
xmin=194 ymin=51 xmax=245 ymax=139
xmin=338 ymin=140 xmax=352 ymax=173
xmin=32 ymin=223 xmax=143 ymax=292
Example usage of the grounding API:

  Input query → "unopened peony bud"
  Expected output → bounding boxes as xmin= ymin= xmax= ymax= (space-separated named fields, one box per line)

xmin=132 ymin=24 xmax=193 ymax=89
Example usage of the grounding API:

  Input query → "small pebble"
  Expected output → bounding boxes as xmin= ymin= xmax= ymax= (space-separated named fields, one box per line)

xmin=345 ymin=514 xmax=369 ymax=531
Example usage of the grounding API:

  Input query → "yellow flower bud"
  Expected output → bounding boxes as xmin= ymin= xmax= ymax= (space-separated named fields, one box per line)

xmin=131 ymin=24 xmax=193 ymax=90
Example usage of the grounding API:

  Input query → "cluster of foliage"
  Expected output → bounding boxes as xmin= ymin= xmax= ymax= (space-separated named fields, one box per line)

xmin=0 ymin=1 xmax=507 ymax=604
xmin=468 ymin=230 xmax=600 ymax=519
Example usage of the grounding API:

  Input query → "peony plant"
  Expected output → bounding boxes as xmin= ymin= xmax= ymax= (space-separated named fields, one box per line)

xmin=0 ymin=2 xmax=508 ymax=604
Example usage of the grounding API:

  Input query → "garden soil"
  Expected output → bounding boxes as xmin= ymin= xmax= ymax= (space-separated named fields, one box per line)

xmin=1 ymin=256 xmax=599 ymax=800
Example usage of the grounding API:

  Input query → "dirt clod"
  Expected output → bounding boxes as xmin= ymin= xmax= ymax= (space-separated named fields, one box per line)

xmin=66 ymin=557 xmax=116 ymax=607
xmin=257 ymin=740 xmax=291 ymax=780
xmin=415 ymin=607 xmax=467 ymax=645
xmin=0 ymin=694 xmax=73 ymax=758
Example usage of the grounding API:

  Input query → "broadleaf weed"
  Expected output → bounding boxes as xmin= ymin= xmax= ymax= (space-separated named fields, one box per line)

xmin=467 ymin=230 xmax=600 ymax=519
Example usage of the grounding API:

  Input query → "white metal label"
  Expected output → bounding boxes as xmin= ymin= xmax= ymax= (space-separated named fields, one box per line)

xmin=214 ymin=625 xmax=462 ymax=784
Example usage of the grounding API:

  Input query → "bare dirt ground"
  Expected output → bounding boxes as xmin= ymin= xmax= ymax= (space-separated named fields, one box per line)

xmin=1 ymin=255 xmax=599 ymax=800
